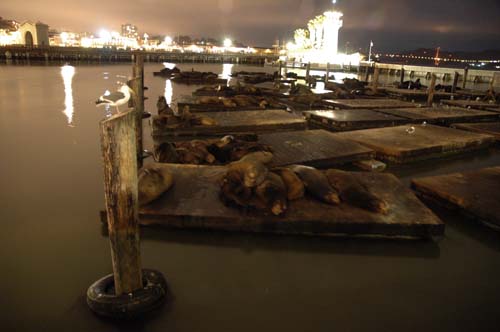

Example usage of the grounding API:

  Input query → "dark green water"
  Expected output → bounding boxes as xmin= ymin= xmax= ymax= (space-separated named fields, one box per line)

xmin=0 ymin=63 xmax=499 ymax=332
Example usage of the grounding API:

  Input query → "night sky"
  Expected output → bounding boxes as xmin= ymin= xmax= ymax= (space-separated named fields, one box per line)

xmin=2 ymin=0 xmax=500 ymax=52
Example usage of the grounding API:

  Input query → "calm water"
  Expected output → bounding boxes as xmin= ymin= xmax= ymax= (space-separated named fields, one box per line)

xmin=1 ymin=63 xmax=500 ymax=332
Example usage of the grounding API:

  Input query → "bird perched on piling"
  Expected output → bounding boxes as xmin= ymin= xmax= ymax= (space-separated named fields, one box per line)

xmin=96 ymin=84 xmax=134 ymax=113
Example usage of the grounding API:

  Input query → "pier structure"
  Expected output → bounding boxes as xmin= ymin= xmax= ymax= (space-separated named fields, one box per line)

xmin=0 ymin=46 xmax=277 ymax=65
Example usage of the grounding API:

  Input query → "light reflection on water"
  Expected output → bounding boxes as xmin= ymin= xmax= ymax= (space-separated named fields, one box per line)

xmin=221 ymin=63 xmax=234 ymax=85
xmin=164 ymin=79 xmax=173 ymax=105
xmin=61 ymin=65 xmax=75 ymax=127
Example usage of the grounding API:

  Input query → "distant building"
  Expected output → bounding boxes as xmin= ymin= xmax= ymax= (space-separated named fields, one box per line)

xmin=0 ymin=17 xmax=21 ymax=45
xmin=121 ymin=23 xmax=138 ymax=39
xmin=19 ymin=21 xmax=49 ymax=47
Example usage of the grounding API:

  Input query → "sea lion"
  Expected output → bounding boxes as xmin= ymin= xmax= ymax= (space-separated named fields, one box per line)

xmin=138 ymin=166 xmax=174 ymax=206
xmin=222 ymin=98 xmax=237 ymax=108
xmin=220 ymin=166 xmax=253 ymax=207
xmin=239 ymin=151 xmax=273 ymax=165
xmin=326 ymin=169 xmax=388 ymax=214
xmin=273 ymin=168 xmax=304 ymax=201
xmin=288 ymin=165 xmax=340 ymax=205
xmin=254 ymin=172 xmax=288 ymax=216
xmin=227 ymin=159 xmax=269 ymax=188
xmin=154 ymin=142 xmax=179 ymax=163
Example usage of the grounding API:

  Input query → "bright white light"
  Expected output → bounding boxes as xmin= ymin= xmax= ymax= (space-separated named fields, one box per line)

xmin=221 ymin=63 xmax=233 ymax=83
xmin=99 ymin=29 xmax=111 ymax=41
xmin=164 ymin=79 xmax=173 ymax=105
xmin=60 ymin=32 xmax=69 ymax=42
xmin=61 ymin=65 xmax=76 ymax=126
xmin=164 ymin=36 xmax=173 ymax=45
xmin=163 ymin=62 xmax=177 ymax=70
xmin=223 ymin=38 xmax=232 ymax=48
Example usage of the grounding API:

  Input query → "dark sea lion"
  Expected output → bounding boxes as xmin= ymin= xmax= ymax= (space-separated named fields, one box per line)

xmin=227 ymin=159 xmax=268 ymax=188
xmin=254 ymin=172 xmax=288 ymax=216
xmin=154 ymin=142 xmax=179 ymax=163
xmin=326 ymin=169 xmax=388 ymax=214
xmin=273 ymin=168 xmax=305 ymax=201
xmin=288 ymin=165 xmax=340 ymax=205
xmin=239 ymin=151 xmax=273 ymax=165
xmin=138 ymin=167 xmax=174 ymax=206
xmin=220 ymin=167 xmax=253 ymax=207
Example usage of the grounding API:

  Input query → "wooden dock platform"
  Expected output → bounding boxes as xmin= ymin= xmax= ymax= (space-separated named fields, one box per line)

xmin=451 ymin=122 xmax=500 ymax=140
xmin=412 ymin=167 xmax=500 ymax=230
xmin=323 ymin=98 xmax=418 ymax=110
xmin=257 ymin=130 xmax=375 ymax=168
xmin=304 ymin=109 xmax=411 ymax=132
xmin=375 ymin=107 xmax=500 ymax=125
xmin=382 ymin=87 xmax=452 ymax=101
xmin=152 ymin=110 xmax=307 ymax=138
xmin=336 ymin=125 xmax=496 ymax=164
xmin=441 ymin=100 xmax=500 ymax=110
xmin=139 ymin=164 xmax=444 ymax=239
xmin=177 ymin=102 xmax=286 ymax=112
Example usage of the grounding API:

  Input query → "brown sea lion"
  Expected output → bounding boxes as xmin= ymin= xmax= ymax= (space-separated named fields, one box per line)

xmin=227 ymin=159 xmax=269 ymax=188
xmin=221 ymin=98 xmax=237 ymax=108
xmin=288 ymin=165 xmax=340 ymax=205
xmin=138 ymin=166 xmax=174 ymax=206
xmin=220 ymin=167 xmax=253 ymax=207
xmin=254 ymin=172 xmax=288 ymax=216
xmin=239 ymin=151 xmax=273 ymax=165
xmin=273 ymin=168 xmax=305 ymax=201
xmin=326 ymin=169 xmax=388 ymax=214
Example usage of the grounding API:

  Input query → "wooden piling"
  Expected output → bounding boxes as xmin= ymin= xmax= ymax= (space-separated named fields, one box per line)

xmin=100 ymin=110 xmax=142 ymax=296
xmin=400 ymin=66 xmax=405 ymax=84
xmin=462 ymin=67 xmax=469 ymax=89
xmin=371 ymin=66 xmax=380 ymax=93
xmin=130 ymin=54 xmax=145 ymax=168
xmin=452 ymin=72 xmax=460 ymax=94
xmin=278 ymin=61 xmax=282 ymax=78
xmin=325 ymin=63 xmax=330 ymax=84
xmin=427 ymin=74 xmax=437 ymax=107
xmin=305 ymin=62 xmax=311 ymax=81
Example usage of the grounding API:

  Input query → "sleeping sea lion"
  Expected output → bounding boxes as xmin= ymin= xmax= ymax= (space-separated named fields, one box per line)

xmin=154 ymin=142 xmax=179 ymax=163
xmin=254 ymin=172 xmax=288 ymax=216
xmin=288 ymin=165 xmax=340 ymax=205
xmin=138 ymin=166 xmax=174 ymax=206
xmin=239 ymin=151 xmax=273 ymax=165
xmin=326 ymin=169 xmax=388 ymax=214
xmin=273 ymin=168 xmax=304 ymax=201
xmin=220 ymin=166 xmax=253 ymax=207
xmin=227 ymin=159 xmax=268 ymax=188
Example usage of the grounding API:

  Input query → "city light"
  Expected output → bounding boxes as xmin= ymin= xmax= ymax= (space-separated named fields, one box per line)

xmin=223 ymin=38 xmax=232 ymax=48
xmin=164 ymin=36 xmax=173 ymax=45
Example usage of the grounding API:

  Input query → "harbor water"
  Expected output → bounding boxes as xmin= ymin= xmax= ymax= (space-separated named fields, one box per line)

xmin=0 ymin=63 xmax=499 ymax=332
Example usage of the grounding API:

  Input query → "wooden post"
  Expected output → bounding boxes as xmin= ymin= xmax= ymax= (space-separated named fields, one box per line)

xmin=451 ymin=71 xmax=460 ymax=94
xmin=489 ymin=72 xmax=499 ymax=91
xmin=462 ymin=67 xmax=469 ymax=89
xmin=400 ymin=66 xmax=405 ymax=84
xmin=371 ymin=66 xmax=380 ymax=93
xmin=305 ymin=62 xmax=311 ymax=81
xmin=324 ymin=63 xmax=330 ymax=84
xmin=278 ymin=61 xmax=282 ymax=78
xmin=130 ymin=53 xmax=145 ymax=168
xmin=427 ymin=74 xmax=437 ymax=107
xmin=100 ymin=110 xmax=142 ymax=296
xmin=364 ymin=63 xmax=371 ymax=82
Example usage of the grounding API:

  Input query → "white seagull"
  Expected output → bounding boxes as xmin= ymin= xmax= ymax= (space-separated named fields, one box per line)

xmin=96 ymin=84 xmax=134 ymax=113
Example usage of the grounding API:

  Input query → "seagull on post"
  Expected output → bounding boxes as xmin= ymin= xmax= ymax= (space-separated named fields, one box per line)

xmin=96 ymin=84 xmax=134 ymax=113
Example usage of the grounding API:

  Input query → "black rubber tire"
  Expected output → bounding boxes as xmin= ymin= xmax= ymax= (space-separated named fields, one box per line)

xmin=87 ymin=269 xmax=167 ymax=319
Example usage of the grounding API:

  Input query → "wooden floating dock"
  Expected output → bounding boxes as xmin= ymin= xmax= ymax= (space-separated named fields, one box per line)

xmin=139 ymin=164 xmax=444 ymax=239
xmin=441 ymin=100 xmax=500 ymax=110
xmin=257 ymin=130 xmax=375 ymax=168
xmin=171 ymin=77 xmax=228 ymax=85
xmin=152 ymin=110 xmax=307 ymax=138
xmin=304 ymin=109 xmax=411 ymax=132
xmin=177 ymin=102 xmax=285 ymax=112
xmin=412 ymin=167 xmax=500 ymax=230
xmin=375 ymin=107 xmax=500 ymax=125
xmin=382 ymin=87 xmax=452 ymax=101
xmin=451 ymin=122 xmax=500 ymax=140
xmin=323 ymin=98 xmax=418 ymax=110
xmin=336 ymin=125 xmax=496 ymax=164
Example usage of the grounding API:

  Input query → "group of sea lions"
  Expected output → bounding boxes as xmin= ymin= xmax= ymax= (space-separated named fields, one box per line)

xmin=220 ymin=152 xmax=389 ymax=216
xmin=197 ymin=95 xmax=283 ymax=109
xmin=153 ymin=96 xmax=217 ymax=129
xmin=193 ymin=84 xmax=263 ymax=97
xmin=154 ymin=135 xmax=272 ymax=165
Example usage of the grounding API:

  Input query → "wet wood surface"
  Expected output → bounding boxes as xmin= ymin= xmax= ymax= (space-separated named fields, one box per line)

xmin=139 ymin=164 xmax=444 ymax=239
xmin=258 ymin=130 xmax=375 ymax=168
xmin=375 ymin=107 xmax=500 ymax=125
xmin=412 ymin=167 xmax=500 ymax=230
xmin=177 ymin=102 xmax=283 ymax=112
xmin=152 ymin=110 xmax=307 ymax=137
xmin=336 ymin=124 xmax=496 ymax=163
xmin=304 ymin=109 xmax=411 ymax=131
xmin=451 ymin=122 xmax=500 ymax=140
xmin=441 ymin=100 xmax=500 ymax=110
xmin=382 ymin=87 xmax=452 ymax=100
xmin=323 ymin=98 xmax=418 ymax=109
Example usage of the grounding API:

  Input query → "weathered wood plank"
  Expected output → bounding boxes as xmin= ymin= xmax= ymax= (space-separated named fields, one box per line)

xmin=152 ymin=110 xmax=307 ymax=137
xmin=139 ymin=164 xmax=444 ymax=239
xmin=323 ymin=98 xmax=418 ymax=109
xmin=451 ymin=122 xmax=500 ymax=140
xmin=442 ymin=100 xmax=500 ymax=110
xmin=258 ymin=130 xmax=375 ymax=168
xmin=412 ymin=167 xmax=500 ymax=230
xmin=177 ymin=102 xmax=286 ymax=112
xmin=304 ymin=109 xmax=411 ymax=131
xmin=382 ymin=87 xmax=452 ymax=100
xmin=336 ymin=125 xmax=496 ymax=164
xmin=375 ymin=107 xmax=500 ymax=125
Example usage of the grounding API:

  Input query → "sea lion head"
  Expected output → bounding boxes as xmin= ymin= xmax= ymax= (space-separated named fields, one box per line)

xmin=243 ymin=163 xmax=268 ymax=188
